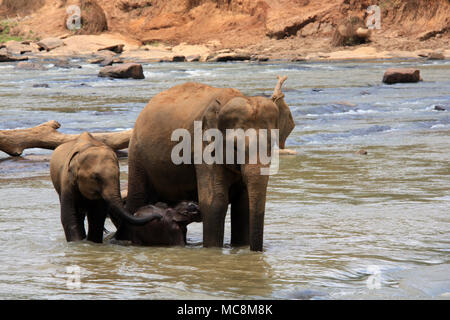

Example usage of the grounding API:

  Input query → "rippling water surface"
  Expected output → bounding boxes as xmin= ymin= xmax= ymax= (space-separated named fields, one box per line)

xmin=0 ymin=59 xmax=449 ymax=299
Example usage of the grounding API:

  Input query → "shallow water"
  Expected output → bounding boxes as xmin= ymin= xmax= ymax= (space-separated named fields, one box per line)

xmin=0 ymin=59 xmax=449 ymax=299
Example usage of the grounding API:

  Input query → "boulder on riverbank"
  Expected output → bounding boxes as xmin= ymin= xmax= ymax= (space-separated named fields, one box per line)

xmin=172 ymin=55 xmax=186 ymax=62
xmin=0 ymin=49 xmax=28 ymax=62
xmin=98 ymin=63 xmax=145 ymax=79
xmin=207 ymin=52 xmax=251 ymax=62
xmin=4 ymin=41 xmax=35 ymax=55
xmin=382 ymin=68 xmax=422 ymax=84
xmin=37 ymin=37 xmax=64 ymax=51
xmin=98 ymin=44 xmax=124 ymax=54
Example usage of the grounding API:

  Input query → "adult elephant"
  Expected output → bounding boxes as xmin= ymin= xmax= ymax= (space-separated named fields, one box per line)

xmin=122 ymin=76 xmax=295 ymax=251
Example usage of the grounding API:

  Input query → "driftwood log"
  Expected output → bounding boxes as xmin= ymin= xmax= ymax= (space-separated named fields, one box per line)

xmin=0 ymin=120 xmax=132 ymax=157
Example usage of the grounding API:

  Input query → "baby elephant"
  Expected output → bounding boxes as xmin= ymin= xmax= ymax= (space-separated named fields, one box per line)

xmin=50 ymin=132 xmax=161 ymax=243
xmin=114 ymin=201 xmax=201 ymax=246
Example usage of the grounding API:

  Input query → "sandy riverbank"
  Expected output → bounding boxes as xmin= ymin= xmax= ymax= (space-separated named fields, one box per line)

xmin=2 ymin=32 xmax=449 ymax=64
xmin=1 ymin=1 xmax=449 ymax=63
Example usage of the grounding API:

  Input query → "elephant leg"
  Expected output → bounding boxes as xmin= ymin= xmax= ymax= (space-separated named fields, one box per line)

xmin=60 ymin=191 xmax=86 ymax=241
xmin=195 ymin=164 xmax=230 ymax=248
xmin=87 ymin=200 xmax=107 ymax=243
xmin=241 ymin=164 xmax=270 ymax=252
xmin=230 ymin=182 xmax=250 ymax=247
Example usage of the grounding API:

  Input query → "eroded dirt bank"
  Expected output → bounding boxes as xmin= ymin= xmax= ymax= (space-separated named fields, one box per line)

xmin=1 ymin=0 xmax=449 ymax=61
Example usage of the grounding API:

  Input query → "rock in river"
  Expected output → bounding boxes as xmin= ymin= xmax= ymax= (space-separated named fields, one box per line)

xmin=427 ymin=52 xmax=445 ymax=60
xmin=382 ymin=68 xmax=421 ymax=84
xmin=434 ymin=105 xmax=446 ymax=111
xmin=16 ymin=62 xmax=48 ymax=71
xmin=53 ymin=59 xmax=82 ymax=69
xmin=0 ymin=49 xmax=28 ymax=62
xmin=98 ymin=63 xmax=145 ymax=79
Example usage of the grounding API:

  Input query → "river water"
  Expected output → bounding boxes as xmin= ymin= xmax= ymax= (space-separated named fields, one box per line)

xmin=0 ymin=59 xmax=449 ymax=299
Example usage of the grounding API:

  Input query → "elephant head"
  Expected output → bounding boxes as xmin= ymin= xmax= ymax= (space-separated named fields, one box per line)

xmin=202 ymin=75 xmax=294 ymax=158
xmin=170 ymin=201 xmax=202 ymax=224
xmin=65 ymin=133 xmax=160 ymax=228
xmin=200 ymin=76 xmax=295 ymax=251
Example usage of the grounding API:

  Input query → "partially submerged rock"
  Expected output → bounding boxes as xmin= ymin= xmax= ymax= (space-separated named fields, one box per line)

xmin=53 ymin=59 xmax=82 ymax=69
xmin=98 ymin=63 xmax=145 ymax=79
xmin=99 ymin=57 xmax=114 ymax=67
xmin=88 ymin=52 xmax=117 ymax=65
xmin=290 ymin=57 xmax=306 ymax=62
xmin=355 ymin=149 xmax=368 ymax=155
xmin=32 ymin=83 xmax=50 ymax=88
xmin=427 ymin=52 xmax=445 ymax=60
xmin=251 ymin=55 xmax=269 ymax=62
xmin=382 ymin=68 xmax=422 ymax=84
xmin=0 ymin=51 xmax=28 ymax=62
xmin=16 ymin=61 xmax=48 ymax=71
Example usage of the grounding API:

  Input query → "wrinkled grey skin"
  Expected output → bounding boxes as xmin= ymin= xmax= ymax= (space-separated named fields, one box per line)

xmin=50 ymin=132 xmax=161 ymax=243
xmin=113 ymin=201 xmax=201 ymax=246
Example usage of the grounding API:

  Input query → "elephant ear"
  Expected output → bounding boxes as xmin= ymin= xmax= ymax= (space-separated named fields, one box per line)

xmin=66 ymin=148 xmax=80 ymax=187
xmin=271 ymin=75 xmax=295 ymax=149
xmin=171 ymin=209 xmax=192 ymax=226
xmin=201 ymin=98 xmax=222 ymax=131
xmin=65 ymin=132 xmax=99 ymax=185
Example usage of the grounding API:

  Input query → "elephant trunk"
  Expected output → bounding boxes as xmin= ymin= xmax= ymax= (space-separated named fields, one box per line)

xmin=103 ymin=190 xmax=161 ymax=226
xmin=271 ymin=75 xmax=295 ymax=149
xmin=241 ymin=163 xmax=269 ymax=252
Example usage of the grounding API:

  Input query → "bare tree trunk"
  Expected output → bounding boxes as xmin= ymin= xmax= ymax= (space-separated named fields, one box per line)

xmin=0 ymin=120 xmax=132 ymax=156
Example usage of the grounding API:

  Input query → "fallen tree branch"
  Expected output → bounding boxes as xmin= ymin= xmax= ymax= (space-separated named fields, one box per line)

xmin=0 ymin=120 xmax=132 ymax=157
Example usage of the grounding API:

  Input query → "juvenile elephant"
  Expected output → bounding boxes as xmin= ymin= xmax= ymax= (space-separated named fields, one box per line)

xmin=114 ymin=201 xmax=201 ymax=246
xmin=50 ymin=132 xmax=161 ymax=243
xmin=121 ymin=76 xmax=295 ymax=251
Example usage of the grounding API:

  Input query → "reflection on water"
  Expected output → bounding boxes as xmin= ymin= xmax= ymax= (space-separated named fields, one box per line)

xmin=0 ymin=60 xmax=449 ymax=299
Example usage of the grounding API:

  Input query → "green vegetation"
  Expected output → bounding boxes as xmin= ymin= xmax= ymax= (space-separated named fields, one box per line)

xmin=0 ymin=20 xmax=39 ymax=43
xmin=143 ymin=40 xmax=163 ymax=47
xmin=0 ymin=21 xmax=22 ymax=43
